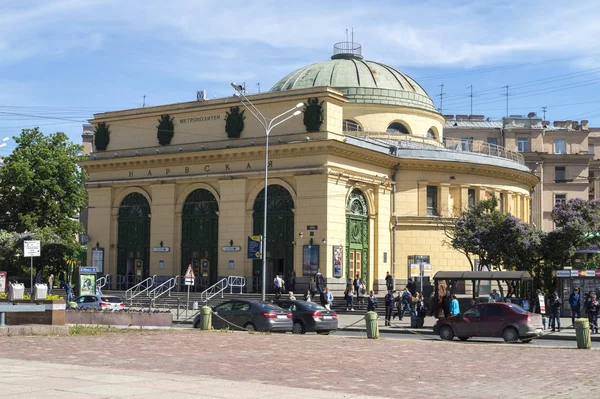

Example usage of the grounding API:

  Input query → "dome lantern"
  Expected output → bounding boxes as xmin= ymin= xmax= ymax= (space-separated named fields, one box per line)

xmin=331 ymin=41 xmax=363 ymax=60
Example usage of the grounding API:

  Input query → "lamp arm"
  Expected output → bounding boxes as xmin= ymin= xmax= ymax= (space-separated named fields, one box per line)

xmin=238 ymin=92 xmax=267 ymax=123
xmin=270 ymin=112 xmax=300 ymax=131
xmin=271 ymin=105 xmax=303 ymax=124
xmin=238 ymin=101 xmax=267 ymax=130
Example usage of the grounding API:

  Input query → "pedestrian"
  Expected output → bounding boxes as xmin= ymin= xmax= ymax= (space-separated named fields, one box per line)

xmin=324 ymin=287 xmax=334 ymax=310
xmin=354 ymin=274 xmax=362 ymax=309
xmin=35 ymin=270 xmax=42 ymax=285
xmin=416 ymin=293 xmax=426 ymax=319
xmin=401 ymin=288 xmax=412 ymax=318
xmin=345 ymin=280 xmax=355 ymax=311
xmin=549 ymin=291 xmax=562 ymax=332
xmin=488 ymin=292 xmax=495 ymax=303
xmin=450 ymin=294 xmax=460 ymax=316
xmin=290 ymin=271 xmax=296 ymax=294
xmin=367 ymin=290 xmax=378 ymax=312
xmin=385 ymin=271 xmax=393 ymax=292
xmin=492 ymin=289 xmax=500 ymax=302
xmin=569 ymin=288 xmax=581 ymax=327
xmin=315 ymin=269 xmax=324 ymax=293
xmin=393 ymin=291 xmax=402 ymax=320
xmin=309 ymin=278 xmax=317 ymax=301
xmin=442 ymin=291 xmax=451 ymax=318
xmin=384 ymin=290 xmax=394 ymax=326
xmin=288 ymin=291 xmax=296 ymax=300
xmin=429 ymin=293 xmax=438 ymax=317
xmin=304 ymin=289 xmax=312 ymax=302
xmin=587 ymin=293 xmax=599 ymax=334
xmin=273 ymin=275 xmax=284 ymax=300
xmin=584 ymin=292 xmax=592 ymax=318
xmin=60 ymin=280 xmax=73 ymax=303
xmin=406 ymin=278 xmax=416 ymax=296
xmin=47 ymin=273 xmax=54 ymax=295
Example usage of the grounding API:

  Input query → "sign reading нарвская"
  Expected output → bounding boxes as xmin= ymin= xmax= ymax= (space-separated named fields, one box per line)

xmin=126 ymin=160 xmax=274 ymax=178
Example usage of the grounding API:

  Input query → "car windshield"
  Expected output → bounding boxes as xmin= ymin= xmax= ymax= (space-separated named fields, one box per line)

xmin=101 ymin=297 xmax=122 ymax=303
xmin=507 ymin=303 xmax=528 ymax=314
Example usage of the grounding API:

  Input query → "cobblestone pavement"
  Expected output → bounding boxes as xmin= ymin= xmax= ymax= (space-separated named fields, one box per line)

xmin=1 ymin=330 xmax=598 ymax=399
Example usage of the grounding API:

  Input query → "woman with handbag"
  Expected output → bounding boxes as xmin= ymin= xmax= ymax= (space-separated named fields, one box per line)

xmin=345 ymin=280 xmax=355 ymax=311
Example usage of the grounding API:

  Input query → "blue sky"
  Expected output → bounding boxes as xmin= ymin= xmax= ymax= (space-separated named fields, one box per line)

xmin=1 ymin=0 xmax=600 ymax=154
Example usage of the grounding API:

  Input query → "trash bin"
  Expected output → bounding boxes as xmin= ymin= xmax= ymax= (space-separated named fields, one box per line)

xmin=200 ymin=306 xmax=212 ymax=330
xmin=8 ymin=283 xmax=24 ymax=301
xmin=33 ymin=284 xmax=47 ymax=301
xmin=365 ymin=311 xmax=379 ymax=339
xmin=575 ymin=318 xmax=591 ymax=349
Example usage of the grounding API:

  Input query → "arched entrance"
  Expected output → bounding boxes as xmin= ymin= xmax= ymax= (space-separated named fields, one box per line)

xmin=181 ymin=189 xmax=219 ymax=291
xmin=252 ymin=185 xmax=294 ymax=293
xmin=117 ymin=193 xmax=151 ymax=288
xmin=346 ymin=189 xmax=369 ymax=285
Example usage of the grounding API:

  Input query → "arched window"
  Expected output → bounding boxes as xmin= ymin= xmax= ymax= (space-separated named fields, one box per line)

xmin=343 ymin=120 xmax=362 ymax=132
xmin=386 ymin=122 xmax=410 ymax=134
xmin=427 ymin=128 xmax=437 ymax=139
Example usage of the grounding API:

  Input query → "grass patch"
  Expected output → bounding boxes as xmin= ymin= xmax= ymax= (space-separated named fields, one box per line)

xmin=68 ymin=325 xmax=119 ymax=335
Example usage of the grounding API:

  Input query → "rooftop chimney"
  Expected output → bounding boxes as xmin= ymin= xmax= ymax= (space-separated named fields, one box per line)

xmin=581 ymin=120 xmax=589 ymax=130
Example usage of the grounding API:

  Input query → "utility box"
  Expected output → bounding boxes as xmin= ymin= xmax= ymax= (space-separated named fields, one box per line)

xmin=8 ymin=283 xmax=24 ymax=301
xmin=33 ymin=283 xmax=48 ymax=301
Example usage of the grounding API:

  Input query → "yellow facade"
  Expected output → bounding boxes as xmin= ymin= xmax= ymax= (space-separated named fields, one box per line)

xmin=81 ymin=51 xmax=538 ymax=295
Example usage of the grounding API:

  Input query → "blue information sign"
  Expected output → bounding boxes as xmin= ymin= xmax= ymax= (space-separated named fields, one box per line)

xmin=247 ymin=236 xmax=262 ymax=260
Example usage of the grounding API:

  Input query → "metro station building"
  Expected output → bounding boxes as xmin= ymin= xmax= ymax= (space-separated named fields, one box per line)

xmin=81 ymin=43 xmax=537 ymax=294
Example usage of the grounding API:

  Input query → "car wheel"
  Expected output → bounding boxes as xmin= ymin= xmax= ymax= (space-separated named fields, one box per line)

xmin=502 ymin=327 xmax=519 ymax=343
xmin=439 ymin=325 xmax=454 ymax=341
xmin=458 ymin=336 xmax=469 ymax=341
xmin=316 ymin=331 xmax=330 ymax=335
xmin=244 ymin=323 xmax=256 ymax=332
xmin=292 ymin=321 xmax=305 ymax=334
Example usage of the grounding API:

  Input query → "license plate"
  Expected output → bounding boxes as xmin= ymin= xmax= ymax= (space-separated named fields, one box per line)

xmin=277 ymin=315 xmax=287 ymax=319
xmin=323 ymin=316 xmax=332 ymax=320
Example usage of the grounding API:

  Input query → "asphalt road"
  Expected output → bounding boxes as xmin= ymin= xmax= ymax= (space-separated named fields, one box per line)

xmin=331 ymin=329 xmax=600 ymax=348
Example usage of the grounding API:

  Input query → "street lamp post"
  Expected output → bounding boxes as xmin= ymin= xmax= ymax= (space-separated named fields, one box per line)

xmin=231 ymin=82 xmax=303 ymax=301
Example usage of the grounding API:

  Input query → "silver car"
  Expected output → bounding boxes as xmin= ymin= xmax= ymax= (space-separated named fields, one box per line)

xmin=195 ymin=299 xmax=293 ymax=332
xmin=73 ymin=295 xmax=125 ymax=310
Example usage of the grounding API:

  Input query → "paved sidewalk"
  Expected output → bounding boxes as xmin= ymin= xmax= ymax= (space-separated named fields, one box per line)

xmin=1 ymin=329 xmax=599 ymax=398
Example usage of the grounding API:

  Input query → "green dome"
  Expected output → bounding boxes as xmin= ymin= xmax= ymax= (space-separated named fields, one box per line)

xmin=270 ymin=43 xmax=436 ymax=112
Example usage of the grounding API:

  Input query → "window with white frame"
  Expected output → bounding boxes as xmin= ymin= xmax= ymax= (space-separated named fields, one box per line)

xmin=555 ymin=194 xmax=567 ymax=205
xmin=554 ymin=139 xmax=566 ymax=154
xmin=517 ymin=137 xmax=529 ymax=152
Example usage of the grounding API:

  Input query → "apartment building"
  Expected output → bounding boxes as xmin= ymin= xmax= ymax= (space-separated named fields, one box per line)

xmin=445 ymin=115 xmax=593 ymax=232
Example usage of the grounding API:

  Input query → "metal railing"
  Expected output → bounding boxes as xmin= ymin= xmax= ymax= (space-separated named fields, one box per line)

xmin=125 ymin=275 xmax=156 ymax=302
xmin=97 ymin=275 xmax=110 ymax=291
xmin=227 ymin=276 xmax=246 ymax=294
xmin=344 ymin=130 xmax=525 ymax=165
xmin=199 ymin=278 xmax=228 ymax=304
xmin=443 ymin=138 xmax=525 ymax=164
xmin=149 ymin=276 xmax=178 ymax=305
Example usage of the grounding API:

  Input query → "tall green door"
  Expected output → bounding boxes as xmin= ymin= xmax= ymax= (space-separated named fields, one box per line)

xmin=346 ymin=189 xmax=369 ymax=285
xmin=117 ymin=193 xmax=151 ymax=288
xmin=181 ymin=189 xmax=219 ymax=290
xmin=252 ymin=185 xmax=294 ymax=293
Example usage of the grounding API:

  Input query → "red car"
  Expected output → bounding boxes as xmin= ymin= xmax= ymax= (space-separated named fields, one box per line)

xmin=433 ymin=302 xmax=544 ymax=343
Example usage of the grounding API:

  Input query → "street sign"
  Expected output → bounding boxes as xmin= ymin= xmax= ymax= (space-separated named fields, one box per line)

xmin=247 ymin=236 xmax=262 ymax=259
xmin=24 ymin=240 xmax=41 ymax=257
xmin=221 ymin=246 xmax=241 ymax=252
xmin=79 ymin=267 xmax=98 ymax=273
xmin=152 ymin=247 xmax=170 ymax=252
xmin=184 ymin=265 xmax=195 ymax=286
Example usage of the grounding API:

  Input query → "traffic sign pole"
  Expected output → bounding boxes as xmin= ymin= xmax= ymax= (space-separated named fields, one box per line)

xmin=30 ymin=256 xmax=33 ymax=292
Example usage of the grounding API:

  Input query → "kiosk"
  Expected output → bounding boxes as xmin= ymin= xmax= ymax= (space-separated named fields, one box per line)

xmin=78 ymin=266 xmax=98 ymax=296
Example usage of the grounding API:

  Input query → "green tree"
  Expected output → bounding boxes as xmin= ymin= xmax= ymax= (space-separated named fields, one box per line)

xmin=0 ymin=128 xmax=87 ymax=239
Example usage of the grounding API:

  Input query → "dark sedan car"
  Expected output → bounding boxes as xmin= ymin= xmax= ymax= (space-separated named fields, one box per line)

xmin=194 ymin=299 xmax=292 ymax=332
xmin=433 ymin=302 xmax=544 ymax=343
xmin=274 ymin=300 xmax=338 ymax=334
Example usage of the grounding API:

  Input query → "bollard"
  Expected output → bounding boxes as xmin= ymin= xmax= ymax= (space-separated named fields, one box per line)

xmin=200 ymin=306 xmax=212 ymax=330
xmin=365 ymin=311 xmax=379 ymax=339
xmin=575 ymin=318 xmax=591 ymax=349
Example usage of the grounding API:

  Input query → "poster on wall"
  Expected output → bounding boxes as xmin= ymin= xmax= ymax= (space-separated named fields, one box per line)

xmin=333 ymin=246 xmax=343 ymax=278
xmin=0 ymin=271 xmax=7 ymax=294
xmin=302 ymin=245 xmax=319 ymax=276
xmin=79 ymin=274 xmax=96 ymax=296
xmin=92 ymin=248 xmax=104 ymax=274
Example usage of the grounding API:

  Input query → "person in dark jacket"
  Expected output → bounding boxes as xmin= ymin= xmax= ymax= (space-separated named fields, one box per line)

xmin=385 ymin=272 xmax=393 ymax=292
xmin=442 ymin=292 xmax=451 ymax=318
xmin=406 ymin=278 xmax=417 ymax=296
xmin=367 ymin=291 xmax=378 ymax=312
xmin=384 ymin=290 xmax=394 ymax=326
xmin=587 ymin=293 xmax=599 ymax=334
xmin=549 ymin=292 xmax=562 ymax=332
xmin=308 ymin=278 xmax=317 ymax=301
xmin=569 ymin=288 xmax=581 ymax=326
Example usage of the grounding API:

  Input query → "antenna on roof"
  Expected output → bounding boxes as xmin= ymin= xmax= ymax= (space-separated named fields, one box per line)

xmin=542 ymin=106 xmax=547 ymax=121
xmin=142 ymin=94 xmax=146 ymax=108
xmin=467 ymin=85 xmax=473 ymax=116
xmin=437 ymin=83 xmax=446 ymax=113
